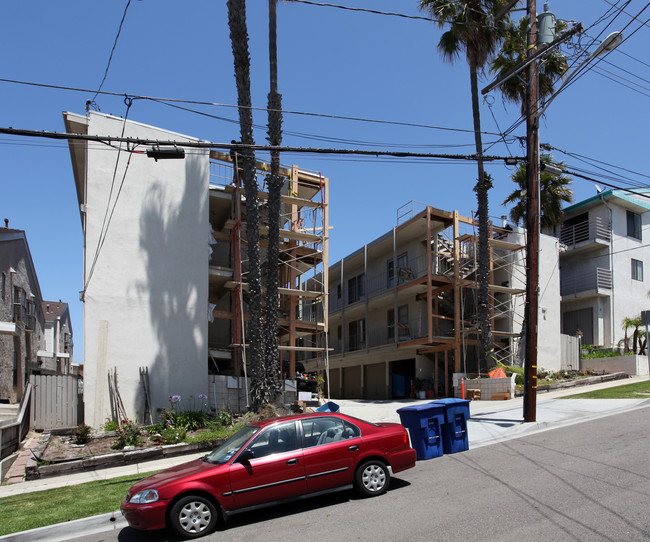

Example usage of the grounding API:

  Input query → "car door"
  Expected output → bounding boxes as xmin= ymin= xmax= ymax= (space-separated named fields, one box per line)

xmin=300 ymin=417 xmax=362 ymax=494
xmin=228 ymin=421 xmax=306 ymax=510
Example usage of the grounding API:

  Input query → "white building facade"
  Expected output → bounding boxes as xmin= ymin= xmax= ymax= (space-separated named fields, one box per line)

xmin=559 ymin=188 xmax=650 ymax=348
xmin=65 ymin=112 xmax=210 ymax=428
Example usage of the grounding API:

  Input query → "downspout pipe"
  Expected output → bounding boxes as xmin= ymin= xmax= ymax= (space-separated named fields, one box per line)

xmin=599 ymin=194 xmax=615 ymax=347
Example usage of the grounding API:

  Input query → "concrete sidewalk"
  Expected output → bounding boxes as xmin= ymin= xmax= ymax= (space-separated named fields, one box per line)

xmin=1 ymin=376 xmax=649 ymax=542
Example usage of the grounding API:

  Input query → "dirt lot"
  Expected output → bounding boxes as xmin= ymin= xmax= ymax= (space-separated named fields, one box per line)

xmin=39 ymin=434 xmax=150 ymax=461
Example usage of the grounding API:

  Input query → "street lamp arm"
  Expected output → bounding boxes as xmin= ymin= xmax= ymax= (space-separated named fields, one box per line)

xmin=537 ymin=31 xmax=623 ymax=118
xmin=481 ymin=23 xmax=583 ymax=96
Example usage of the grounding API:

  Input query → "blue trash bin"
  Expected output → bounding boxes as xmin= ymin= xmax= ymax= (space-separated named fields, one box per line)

xmin=315 ymin=401 xmax=339 ymax=413
xmin=430 ymin=398 xmax=470 ymax=454
xmin=396 ymin=403 xmax=445 ymax=460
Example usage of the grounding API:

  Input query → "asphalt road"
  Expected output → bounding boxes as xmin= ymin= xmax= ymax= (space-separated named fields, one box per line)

xmin=68 ymin=406 xmax=650 ymax=542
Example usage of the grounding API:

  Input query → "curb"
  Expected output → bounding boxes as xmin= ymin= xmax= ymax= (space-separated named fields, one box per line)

xmin=0 ymin=511 xmax=127 ymax=542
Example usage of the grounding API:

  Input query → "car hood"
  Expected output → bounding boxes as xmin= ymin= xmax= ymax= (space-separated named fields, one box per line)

xmin=129 ymin=458 xmax=217 ymax=494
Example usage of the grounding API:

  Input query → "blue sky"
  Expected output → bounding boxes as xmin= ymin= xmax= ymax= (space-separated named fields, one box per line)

xmin=2 ymin=1 xmax=648 ymax=361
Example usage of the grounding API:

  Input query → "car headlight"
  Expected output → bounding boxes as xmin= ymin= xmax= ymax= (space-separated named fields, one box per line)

xmin=129 ymin=489 xmax=159 ymax=504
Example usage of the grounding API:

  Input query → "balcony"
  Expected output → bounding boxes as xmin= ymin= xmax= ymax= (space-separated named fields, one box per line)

xmin=560 ymin=218 xmax=611 ymax=252
xmin=561 ymin=267 xmax=612 ymax=297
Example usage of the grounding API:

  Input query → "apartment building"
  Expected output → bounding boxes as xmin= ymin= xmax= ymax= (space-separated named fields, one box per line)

xmin=0 ymin=226 xmax=46 ymax=403
xmin=559 ymin=188 xmax=650 ymax=348
xmin=63 ymin=112 xmax=328 ymax=426
xmin=40 ymin=301 xmax=73 ymax=375
xmin=303 ymin=203 xmax=561 ymax=400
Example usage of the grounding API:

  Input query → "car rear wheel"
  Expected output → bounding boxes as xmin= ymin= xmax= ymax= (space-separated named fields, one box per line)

xmin=355 ymin=460 xmax=390 ymax=497
xmin=169 ymin=495 xmax=218 ymax=539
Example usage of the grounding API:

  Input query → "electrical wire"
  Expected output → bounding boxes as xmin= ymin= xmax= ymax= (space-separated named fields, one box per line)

xmin=0 ymin=77 xmax=506 ymax=139
xmin=84 ymin=98 xmax=134 ymax=292
xmin=89 ymin=0 xmax=133 ymax=107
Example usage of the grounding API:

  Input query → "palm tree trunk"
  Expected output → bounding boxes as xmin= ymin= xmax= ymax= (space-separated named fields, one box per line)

xmin=227 ymin=0 xmax=264 ymax=409
xmin=262 ymin=0 xmax=283 ymax=406
xmin=469 ymin=60 xmax=493 ymax=370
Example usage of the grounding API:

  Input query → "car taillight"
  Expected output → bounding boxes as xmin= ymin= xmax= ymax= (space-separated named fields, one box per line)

xmin=403 ymin=429 xmax=409 ymax=444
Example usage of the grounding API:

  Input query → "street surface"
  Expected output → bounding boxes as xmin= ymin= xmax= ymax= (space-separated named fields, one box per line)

xmin=67 ymin=405 xmax=650 ymax=542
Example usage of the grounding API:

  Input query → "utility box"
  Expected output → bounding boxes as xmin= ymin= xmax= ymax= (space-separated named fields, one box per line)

xmin=397 ymin=403 xmax=446 ymax=460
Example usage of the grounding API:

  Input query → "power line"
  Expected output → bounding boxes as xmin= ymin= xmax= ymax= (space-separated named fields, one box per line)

xmin=286 ymin=0 xmax=434 ymax=21
xmin=0 ymin=77 xmax=505 ymax=138
xmin=90 ymin=0 xmax=133 ymax=107
xmin=0 ymin=125 xmax=523 ymax=162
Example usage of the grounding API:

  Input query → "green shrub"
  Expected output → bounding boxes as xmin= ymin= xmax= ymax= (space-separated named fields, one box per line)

xmin=159 ymin=427 xmax=186 ymax=444
xmin=216 ymin=408 xmax=233 ymax=427
xmin=112 ymin=420 xmax=143 ymax=449
xmin=103 ymin=419 xmax=119 ymax=432
xmin=72 ymin=424 xmax=92 ymax=445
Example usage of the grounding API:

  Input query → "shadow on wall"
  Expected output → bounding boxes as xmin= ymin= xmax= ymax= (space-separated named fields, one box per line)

xmin=136 ymin=154 xmax=209 ymax=421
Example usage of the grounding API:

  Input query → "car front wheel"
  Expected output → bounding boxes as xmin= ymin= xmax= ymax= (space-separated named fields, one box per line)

xmin=169 ymin=495 xmax=218 ymax=539
xmin=355 ymin=460 xmax=390 ymax=497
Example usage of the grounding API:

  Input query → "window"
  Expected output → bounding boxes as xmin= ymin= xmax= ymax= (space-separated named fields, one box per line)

xmin=388 ymin=306 xmax=409 ymax=341
xmin=13 ymin=351 xmax=18 ymax=387
xmin=13 ymin=287 xmax=23 ymax=323
xmin=627 ymin=211 xmax=642 ymax=240
xmin=1 ymin=273 xmax=5 ymax=300
xmin=387 ymin=260 xmax=394 ymax=288
xmin=336 ymin=283 xmax=341 ymax=299
xmin=300 ymin=418 xmax=360 ymax=448
xmin=347 ymin=273 xmax=365 ymax=304
xmin=396 ymin=253 xmax=410 ymax=284
xmin=248 ymin=422 xmax=298 ymax=459
xmin=348 ymin=319 xmax=366 ymax=351
xmin=632 ymin=259 xmax=644 ymax=281
xmin=24 ymin=300 xmax=36 ymax=330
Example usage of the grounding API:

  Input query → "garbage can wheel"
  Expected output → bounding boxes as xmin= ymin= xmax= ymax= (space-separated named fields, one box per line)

xmin=354 ymin=459 xmax=390 ymax=497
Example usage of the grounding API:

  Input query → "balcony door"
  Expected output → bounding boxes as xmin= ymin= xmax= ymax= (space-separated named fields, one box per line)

xmin=563 ymin=308 xmax=593 ymax=345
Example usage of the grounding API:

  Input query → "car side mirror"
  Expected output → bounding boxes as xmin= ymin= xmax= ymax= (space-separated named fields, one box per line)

xmin=237 ymin=448 xmax=255 ymax=463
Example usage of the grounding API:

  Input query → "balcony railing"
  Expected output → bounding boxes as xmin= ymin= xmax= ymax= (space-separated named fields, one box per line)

xmin=560 ymin=217 xmax=611 ymax=248
xmin=560 ymin=267 xmax=612 ymax=296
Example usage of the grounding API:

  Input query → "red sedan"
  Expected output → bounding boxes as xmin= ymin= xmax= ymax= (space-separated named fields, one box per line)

xmin=121 ymin=412 xmax=416 ymax=539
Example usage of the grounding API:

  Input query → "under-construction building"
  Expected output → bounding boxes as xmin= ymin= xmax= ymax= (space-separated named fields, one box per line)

xmin=207 ymin=153 xmax=330 ymax=381
xmin=302 ymin=202 xmax=555 ymax=400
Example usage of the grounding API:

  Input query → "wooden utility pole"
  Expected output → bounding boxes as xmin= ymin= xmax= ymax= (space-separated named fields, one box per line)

xmin=524 ymin=0 xmax=539 ymax=422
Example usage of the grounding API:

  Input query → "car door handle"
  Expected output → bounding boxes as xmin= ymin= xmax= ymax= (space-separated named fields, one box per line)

xmin=286 ymin=458 xmax=299 ymax=465
xmin=348 ymin=445 xmax=359 ymax=452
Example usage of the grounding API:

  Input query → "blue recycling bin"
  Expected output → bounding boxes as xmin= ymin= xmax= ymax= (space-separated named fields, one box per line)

xmin=315 ymin=401 xmax=339 ymax=413
xmin=396 ymin=403 xmax=445 ymax=460
xmin=430 ymin=398 xmax=470 ymax=454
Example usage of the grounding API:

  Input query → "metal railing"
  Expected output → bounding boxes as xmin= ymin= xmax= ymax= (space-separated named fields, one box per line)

xmin=560 ymin=217 xmax=611 ymax=248
xmin=560 ymin=267 xmax=612 ymax=296
xmin=0 ymin=382 xmax=31 ymax=460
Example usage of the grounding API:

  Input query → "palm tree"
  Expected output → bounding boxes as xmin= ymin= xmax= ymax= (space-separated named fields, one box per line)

xmin=502 ymin=154 xmax=573 ymax=231
xmin=419 ymin=0 xmax=511 ymax=369
xmin=227 ymin=0 xmax=265 ymax=409
xmin=491 ymin=16 xmax=568 ymax=115
xmin=261 ymin=0 xmax=284 ymax=407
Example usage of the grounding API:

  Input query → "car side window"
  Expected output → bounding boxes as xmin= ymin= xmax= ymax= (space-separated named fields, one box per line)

xmin=248 ymin=422 xmax=298 ymax=459
xmin=302 ymin=418 xmax=360 ymax=448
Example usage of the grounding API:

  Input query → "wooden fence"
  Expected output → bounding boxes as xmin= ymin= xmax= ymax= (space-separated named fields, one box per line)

xmin=561 ymin=334 xmax=580 ymax=372
xmin=30 ymin=374 xmax=83 ymax=431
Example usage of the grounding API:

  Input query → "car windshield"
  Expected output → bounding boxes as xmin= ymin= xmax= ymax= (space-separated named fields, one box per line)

xmin=204 ymin=425 xmax=259 ymax=465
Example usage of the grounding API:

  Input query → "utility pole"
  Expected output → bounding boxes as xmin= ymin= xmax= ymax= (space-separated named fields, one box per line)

xmin=524 ymin=0 xmax=539 ymax=422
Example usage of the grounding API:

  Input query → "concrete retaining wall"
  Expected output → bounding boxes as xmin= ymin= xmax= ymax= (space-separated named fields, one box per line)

xmin=581 ymin=355 xmax=649 ymax=376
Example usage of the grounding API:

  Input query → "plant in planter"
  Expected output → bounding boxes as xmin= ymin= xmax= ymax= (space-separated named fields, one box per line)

xmin=414 ymin=378 xmax=426 ymax=399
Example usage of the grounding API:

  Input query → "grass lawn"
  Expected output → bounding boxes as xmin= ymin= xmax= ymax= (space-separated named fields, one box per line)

xmin=0 ymin=470 xmax=158 ymax=536
xmin=561 ymin=379 xmax=650 ymax=399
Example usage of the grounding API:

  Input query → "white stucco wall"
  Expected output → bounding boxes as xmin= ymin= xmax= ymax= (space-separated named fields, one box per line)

xmin=610 ymin=204 xmax=650 ymax=349
xmin=83 ymin=113 xmax=209 ymax=427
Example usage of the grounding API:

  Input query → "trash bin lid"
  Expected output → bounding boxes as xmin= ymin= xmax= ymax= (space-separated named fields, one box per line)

xmin=397 ymin=403 xmax=445 ymax=413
